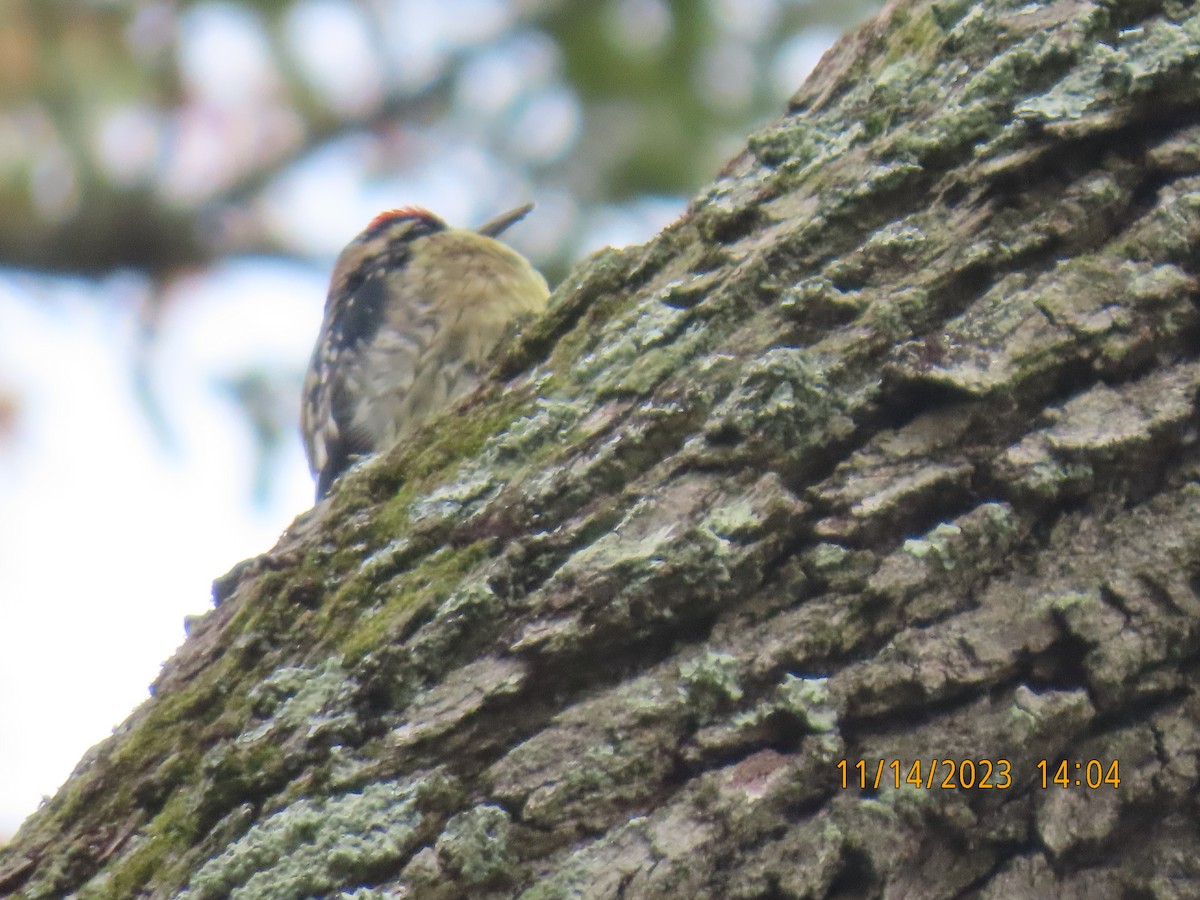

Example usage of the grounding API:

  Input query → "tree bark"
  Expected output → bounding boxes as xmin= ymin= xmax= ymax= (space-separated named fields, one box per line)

xmin=5 ymin=0 xmax=1200 ymax=896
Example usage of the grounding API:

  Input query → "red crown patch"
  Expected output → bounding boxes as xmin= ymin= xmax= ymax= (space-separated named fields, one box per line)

xmin=367 ymin=206 xmax=440 ymax=231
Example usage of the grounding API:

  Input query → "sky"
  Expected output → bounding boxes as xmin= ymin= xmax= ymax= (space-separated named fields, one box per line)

xmin=0 ymin=0 xmax=841 ymax=839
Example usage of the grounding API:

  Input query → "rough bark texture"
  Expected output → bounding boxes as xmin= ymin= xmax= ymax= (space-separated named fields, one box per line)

xmin=5 ymin=0 xmax=1200 ymax=897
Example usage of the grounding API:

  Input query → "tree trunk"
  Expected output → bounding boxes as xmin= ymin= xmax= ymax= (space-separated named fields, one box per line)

xmin=5 ymin=0 xmax=1200 ymax=896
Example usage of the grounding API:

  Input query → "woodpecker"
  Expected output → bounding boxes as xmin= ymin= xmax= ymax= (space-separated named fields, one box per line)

xmin=301 ymin=203 xmax=550 ymax=498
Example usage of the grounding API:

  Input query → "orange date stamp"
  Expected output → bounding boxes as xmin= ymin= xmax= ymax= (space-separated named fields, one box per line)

xmin=836 ymin=758 xmax=1120 ymax=790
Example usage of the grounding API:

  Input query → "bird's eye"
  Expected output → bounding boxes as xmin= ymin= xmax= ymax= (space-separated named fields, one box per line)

xmin=343 ymin=268 xmax=368 ymax=297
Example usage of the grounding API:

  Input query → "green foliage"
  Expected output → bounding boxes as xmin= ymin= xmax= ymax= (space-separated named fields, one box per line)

xmin=0 ymin=0 xmax=882 ymax=278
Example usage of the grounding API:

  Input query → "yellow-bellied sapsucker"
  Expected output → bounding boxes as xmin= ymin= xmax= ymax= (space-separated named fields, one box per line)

xmin=301 ymin=203 xmax=549 ymax=498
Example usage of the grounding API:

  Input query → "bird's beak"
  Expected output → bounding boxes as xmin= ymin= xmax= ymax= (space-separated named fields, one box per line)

xmin=476 ymin=203 xmax=534 ymax=238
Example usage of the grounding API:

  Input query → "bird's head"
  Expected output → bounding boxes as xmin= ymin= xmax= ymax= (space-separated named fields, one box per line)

xmin=328 ymin=207 xmax=446 ymax=300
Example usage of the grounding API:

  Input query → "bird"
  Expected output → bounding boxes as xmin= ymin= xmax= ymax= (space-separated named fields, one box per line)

xmin=301 ymin=203 xmax=550 ymax=499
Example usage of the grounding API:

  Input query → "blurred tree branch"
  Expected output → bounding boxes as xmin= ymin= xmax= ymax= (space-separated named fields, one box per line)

xmin=0 ymin=0 xmax=877 ymax=279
